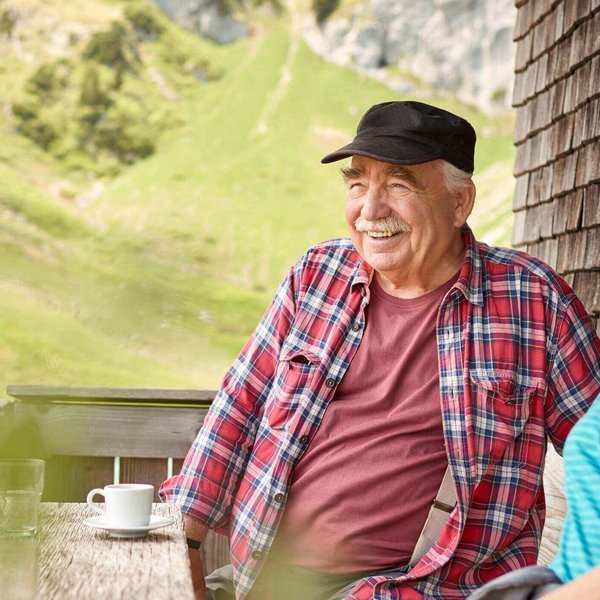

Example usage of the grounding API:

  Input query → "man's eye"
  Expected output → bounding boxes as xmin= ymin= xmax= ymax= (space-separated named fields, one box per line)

xmin=391 ymin=182 xmax=408 ymax=189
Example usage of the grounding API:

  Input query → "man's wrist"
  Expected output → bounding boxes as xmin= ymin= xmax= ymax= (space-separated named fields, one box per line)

xmin=186 ymin=537 xmax=203 ymax=550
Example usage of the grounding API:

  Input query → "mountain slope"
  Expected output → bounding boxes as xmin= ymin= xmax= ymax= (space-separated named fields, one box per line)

xmin=0 ymin=0 xmax=515 ymax=393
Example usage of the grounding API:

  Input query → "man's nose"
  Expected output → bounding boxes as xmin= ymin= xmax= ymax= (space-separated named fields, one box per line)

xmin=361 ymin=186 xmax=389 ymax=221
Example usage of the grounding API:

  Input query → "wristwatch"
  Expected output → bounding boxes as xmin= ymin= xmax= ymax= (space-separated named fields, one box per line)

xmin=186 ymin=537 xmax=202 ymax=550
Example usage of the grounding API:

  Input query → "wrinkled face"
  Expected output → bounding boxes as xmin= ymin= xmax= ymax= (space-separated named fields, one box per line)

xmin=343 ymin=156 xmax=470 ymax=286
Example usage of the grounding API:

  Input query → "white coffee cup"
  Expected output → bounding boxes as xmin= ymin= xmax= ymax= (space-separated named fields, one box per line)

xmin=86 ymin=484 xmax=154 ymax=528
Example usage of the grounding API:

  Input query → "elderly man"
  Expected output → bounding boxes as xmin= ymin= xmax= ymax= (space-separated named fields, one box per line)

xmin=160 ymin=101 xmax=600 ymax=600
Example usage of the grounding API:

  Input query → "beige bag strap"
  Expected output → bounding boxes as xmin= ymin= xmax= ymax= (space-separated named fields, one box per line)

xmin=409 ymin=464 xmax=457 ymax=567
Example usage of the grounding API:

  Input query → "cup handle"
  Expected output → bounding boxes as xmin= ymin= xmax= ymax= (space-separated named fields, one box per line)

xmin=86 ymin=488 xmax=106 ymax=516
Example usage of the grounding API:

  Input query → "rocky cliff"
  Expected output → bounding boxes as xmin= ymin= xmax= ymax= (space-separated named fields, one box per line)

xmin=152 ymin=0 xmax=248 ymax=44
xmin=304 ymin=0 xmax=516 ymax=113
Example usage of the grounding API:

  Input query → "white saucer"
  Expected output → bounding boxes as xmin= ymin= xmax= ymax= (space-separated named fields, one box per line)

xmin=83 ymin=515 xmax=174 ymax=538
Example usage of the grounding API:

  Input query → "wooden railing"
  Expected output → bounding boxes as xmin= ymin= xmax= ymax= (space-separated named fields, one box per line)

xmin=1 ymin=385 xmax=229 ymax=573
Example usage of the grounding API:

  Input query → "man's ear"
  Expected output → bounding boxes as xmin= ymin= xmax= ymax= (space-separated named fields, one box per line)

xmin=453 ymin=179 xmax=475 ymax=227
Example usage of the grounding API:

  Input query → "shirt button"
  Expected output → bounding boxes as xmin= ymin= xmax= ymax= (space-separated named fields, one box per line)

xmin=325 ymin=378 xmax=336 ymax=388
xmin=505 ymin=400 xmax=514 ymax=406
xmin=274 ymin=493 xmax=285 ymax=503
xmin=251 ymin=550 xmax=263 ymax=560
xmin=351 ymin=322 xmax=361 ymax=332
xmin=299 ymin=435 xmax=309 ymax=444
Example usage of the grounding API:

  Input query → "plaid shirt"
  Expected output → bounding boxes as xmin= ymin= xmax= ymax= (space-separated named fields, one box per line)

xmin=160 ymin=227 xmax=600 ymax=599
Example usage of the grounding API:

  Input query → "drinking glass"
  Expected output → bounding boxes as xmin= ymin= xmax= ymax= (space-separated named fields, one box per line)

xmin=0 ymin=459 xmax=45 ymax=535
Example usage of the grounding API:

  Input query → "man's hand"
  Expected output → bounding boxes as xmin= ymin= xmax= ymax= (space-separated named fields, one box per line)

xmin=183 ymin=514 xmax=210 ymax=599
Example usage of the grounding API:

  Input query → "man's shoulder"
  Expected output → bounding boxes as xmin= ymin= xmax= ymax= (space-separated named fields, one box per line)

xmin=298 ymin=238 xmax=360 ymax=268
xmin=292 ymin=238 xmax=362 ymax=284
xmin=478 ymin=242 xmax=574 ymax=300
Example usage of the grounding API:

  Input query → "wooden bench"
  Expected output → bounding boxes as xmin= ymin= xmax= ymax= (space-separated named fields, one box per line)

xmin=1 ymin=385 xmax=229 ymax=574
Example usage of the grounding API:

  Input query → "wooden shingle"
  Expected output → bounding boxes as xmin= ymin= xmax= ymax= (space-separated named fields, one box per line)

xmin=553 ymin=193 xmax=570 ymax=235
xmin=527 ymin=168 xmax=543 ymax=207
xmin=573 ymin=61 xmax=592 ymax=111
xmin=512 ymin=209 xmax=527 ymax=247
xmin=553 ymin=1 xmax=566 ymax=45
xmin=540 ymin=198 xmax=556 ymax=238
xmin=556 ymin=232 xmax=577 ymax=272
xmin=588 ymin=55 xmax=600 ymax=100
xmin=562 ymin=71 xmax=578 ymax=113
xmin=513 ymin=173 xmax=530 ymax=210
xmin=515 ymin=29 xmax=534 ymax=72
xmin=535 ymin=53 xmax=550 ymax=94
xmin=584 ymin=226 xmax=600 ymax=269
xmin=523 ymin=203 xmax=542 ymax=243
xmin=552 ymin=112 xmax=575 ymax=157
xmin=565 ymin=189 xmax=584 ymax=231
xmin=572 ymin=101 xmax=588 ymax=148
xmin=512 ymin=71 xmax=527 ymax=107
xmin=583 ymin=11 xmax=600 ymax=59
xmin=564 ymin=0 xmax=590 ymax=35
xmin=582 ymin=184 xmax=600 ymax=227
xmin=558 ymin=152 xmax=578 ymax=194
xmin=569 ymin=22 xmax=588 ymax=71
xmin=554 ymin=37 xmax=572 ymax=79
xmin=575 ymin=142 xmax=600 ymax=188
xmin=551 ymin=77 xmax=567 ymax=120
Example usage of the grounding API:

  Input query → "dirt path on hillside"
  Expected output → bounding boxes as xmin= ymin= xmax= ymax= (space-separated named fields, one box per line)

xmin=253 ymin=0 xmax=300 ymax=136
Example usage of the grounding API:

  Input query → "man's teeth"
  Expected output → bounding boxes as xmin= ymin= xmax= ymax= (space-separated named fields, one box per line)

xmin=366 ymin=231 xmax=401 ymax=238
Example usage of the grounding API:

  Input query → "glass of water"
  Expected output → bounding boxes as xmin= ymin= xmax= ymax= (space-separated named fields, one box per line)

xmin=0 ymin=459 xmax=45 ymax=535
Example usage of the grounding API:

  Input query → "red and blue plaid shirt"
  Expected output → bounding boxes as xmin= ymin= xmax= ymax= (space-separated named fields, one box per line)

xmin=160 ymin=227 xmax=600 ymax=599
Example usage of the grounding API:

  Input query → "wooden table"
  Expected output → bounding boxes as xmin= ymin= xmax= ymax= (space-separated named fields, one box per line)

xmin=36 ymin=503 xmax=195 ymax=599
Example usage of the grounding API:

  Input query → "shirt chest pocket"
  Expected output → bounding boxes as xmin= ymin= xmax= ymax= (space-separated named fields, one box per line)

xmin=266 ymin=347 xmax=321 ymax=430
xmin=468 ymin=373 xmax=540 ymax=467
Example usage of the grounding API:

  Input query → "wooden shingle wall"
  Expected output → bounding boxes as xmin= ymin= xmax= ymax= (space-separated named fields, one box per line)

xmin=512 ymin=0 xmax=600 ymax=330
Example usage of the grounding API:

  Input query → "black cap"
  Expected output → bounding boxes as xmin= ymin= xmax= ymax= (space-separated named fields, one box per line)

xmin=321 ymin=101 xmax=476 ymax=173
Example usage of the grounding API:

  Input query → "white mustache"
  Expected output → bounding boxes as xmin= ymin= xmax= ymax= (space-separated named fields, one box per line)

xmin=354 ymin=215 xmax=412 ymax=234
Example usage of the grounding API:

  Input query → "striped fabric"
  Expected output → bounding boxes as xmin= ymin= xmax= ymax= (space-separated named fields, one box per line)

xmin=550 ymin=397 xmax=600 ymax=583
xmin=160 ymin=226 xmax=600 ymax=600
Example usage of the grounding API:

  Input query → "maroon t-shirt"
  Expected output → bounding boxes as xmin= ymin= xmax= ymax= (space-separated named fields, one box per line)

xmin=270 ymin=272 xmax=459 ymax=574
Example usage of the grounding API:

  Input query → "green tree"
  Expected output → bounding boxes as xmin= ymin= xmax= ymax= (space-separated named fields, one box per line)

xmin=79 ymin=67 xmax=110 ymax=107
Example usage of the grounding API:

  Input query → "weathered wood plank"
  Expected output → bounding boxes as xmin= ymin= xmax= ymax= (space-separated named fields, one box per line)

xmin=43 ymin=456 xmax=114 ymax=503
xmin=37 ymin=503 xmax=194 ymax=599
xmin=120 ymin=458 xmax=168 ymax=502
xmin=7 ymin=385 xmax=216 ymax=404
xmin=14 ymin=403 xmax=207 ymax=458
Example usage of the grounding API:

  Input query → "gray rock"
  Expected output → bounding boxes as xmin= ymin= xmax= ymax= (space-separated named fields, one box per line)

xmin=152 ymin=0 xmax=248 ymax=44
xmin=304 ymin=0 xmax=516 ymax=113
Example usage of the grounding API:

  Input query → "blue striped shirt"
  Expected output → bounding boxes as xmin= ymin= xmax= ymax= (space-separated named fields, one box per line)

xmin=551 ymin=398 xmax=600 ymax=583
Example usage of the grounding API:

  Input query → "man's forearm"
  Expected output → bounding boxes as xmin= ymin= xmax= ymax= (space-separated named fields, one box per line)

xmin=184 ymin=514 xmax=211 ymax=600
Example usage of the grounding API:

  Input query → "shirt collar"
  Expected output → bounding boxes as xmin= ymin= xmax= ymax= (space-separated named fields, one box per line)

xmin=454 ymin=225 xmax=484 ymax=307
xmin=350 ymin=225 xmax=483 ymax=307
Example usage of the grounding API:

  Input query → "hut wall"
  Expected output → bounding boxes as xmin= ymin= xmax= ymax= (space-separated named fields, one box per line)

xmin=512 ymin=0 xmax=600 ymax=331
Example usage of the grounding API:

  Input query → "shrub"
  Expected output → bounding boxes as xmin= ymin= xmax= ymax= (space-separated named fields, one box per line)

xmin=79 ymin=67 xmax=111 ymax=107
xmin=16 ymin=116 xmax=58 ymax=150
xmin=312 ymin=0 xmax=339 ymax=24
xmin=12 ymin=98 xmax=40 ymax=121
xmin=83 ymin=22 xmax=130 ymax=68
xmin=124 ymin=3 xmax=165 ymax=38
xmin=0 ymin=8 xmax=15 ymax=36
xmin=25 ymin=64 xmax=58 ymax=98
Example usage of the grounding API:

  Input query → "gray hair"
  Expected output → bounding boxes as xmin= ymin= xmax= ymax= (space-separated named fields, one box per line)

xmin=441 ymin=161 xmax=473 ymax=195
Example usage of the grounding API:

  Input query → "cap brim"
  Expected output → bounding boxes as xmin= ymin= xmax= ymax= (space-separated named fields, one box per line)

xmin=320 ymin=142 xmax=440 ymax=166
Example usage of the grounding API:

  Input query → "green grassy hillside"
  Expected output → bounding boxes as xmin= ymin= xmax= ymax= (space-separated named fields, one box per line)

xmin=0 ymin=0 xmax=515 ymax=394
